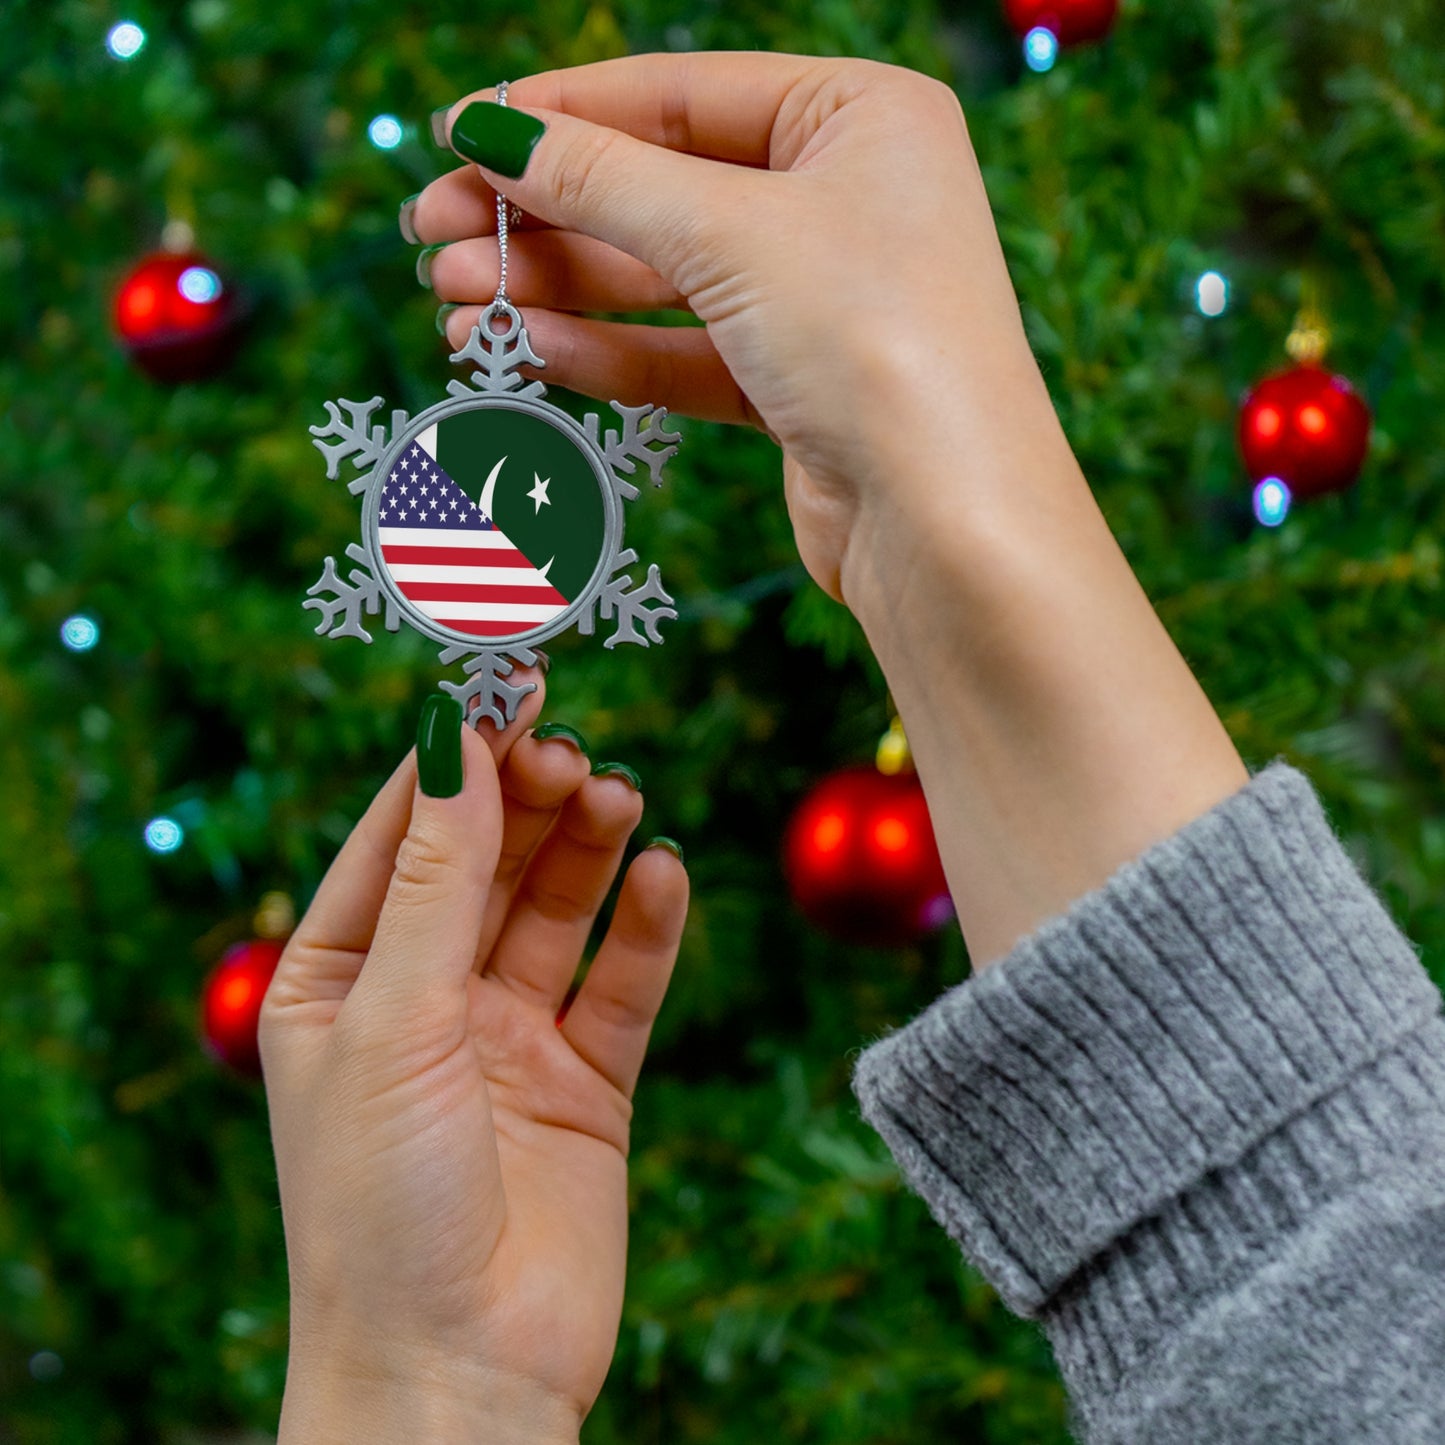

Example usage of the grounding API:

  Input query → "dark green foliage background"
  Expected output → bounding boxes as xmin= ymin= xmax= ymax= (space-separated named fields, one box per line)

xmin=3 ymin=0 xmax=1444 ymax=1440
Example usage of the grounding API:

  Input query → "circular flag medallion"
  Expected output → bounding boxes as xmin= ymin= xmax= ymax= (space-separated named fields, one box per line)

xmin=368 ymin=403 xmax=613 ymax=649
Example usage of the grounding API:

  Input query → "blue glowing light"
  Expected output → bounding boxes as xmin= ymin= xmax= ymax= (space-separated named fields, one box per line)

xmin=1253 ymin=477 xmax=1292 ymax=528
xmin=178 ymin=266 xmax=222 ymax=303
xmin=368 ymin=114 xmax=404 ymax=150
xmin=144 ymin=817 xmax=185 ymax=853
xmin=60 ymin=615 xmax=100 ymax=652
xmin=1024 ymin=26 xmax=1059 ymax=72
xmin=28 ymin=1351 xmax=63 ymax=1383
xmin=106 ymin=21 xmax=146 ymax=59
xmin=1196 ymin=270 xmax=1229 ymax=317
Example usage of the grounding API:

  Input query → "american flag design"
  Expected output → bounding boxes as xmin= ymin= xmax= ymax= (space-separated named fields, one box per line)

xmin=377 ymin=436 xmax=569 ymax=639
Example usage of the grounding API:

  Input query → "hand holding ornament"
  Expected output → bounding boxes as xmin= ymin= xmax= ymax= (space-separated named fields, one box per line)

xmin=261 ymin=674 xmax=688 ymax=1444
xmin=410 ymin=51 xmax=1249 ymax=981
xmin=410 ymin=51 xmax=1058 ymax=609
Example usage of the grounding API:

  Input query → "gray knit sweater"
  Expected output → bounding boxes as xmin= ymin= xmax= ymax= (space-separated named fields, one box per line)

xmin=849 ymin=758 xmax=1445 ymax=1442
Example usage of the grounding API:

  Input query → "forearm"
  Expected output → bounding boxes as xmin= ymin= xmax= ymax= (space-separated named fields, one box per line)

xmin=842 ymin=351 xmax=1250 ymax=971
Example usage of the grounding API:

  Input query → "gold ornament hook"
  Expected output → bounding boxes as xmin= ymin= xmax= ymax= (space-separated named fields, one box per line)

xmin=1286 ymin=277 xmax=1331 ymax=364
xmin=876 ymin=714 xmax=912 ymax=776
xmin=253 ymin=891 xmax=296 ymax=940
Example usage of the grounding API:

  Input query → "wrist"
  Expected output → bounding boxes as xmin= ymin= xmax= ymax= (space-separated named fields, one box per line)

xmin=835 ymin=380 xmax=1248 ymax=973
xmin=837 ymin=343 xmax=1084 ymax=639
xmin=279 ymin=1343 xmax=582 ymax=1445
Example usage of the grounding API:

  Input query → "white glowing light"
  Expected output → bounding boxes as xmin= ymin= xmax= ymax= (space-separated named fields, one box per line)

xmin=60 ymin=615 xmax=100 ymax=652
xmin=1024 ymin=26 xmax=1059 ymax=72
xmin=178 ymin=266 xmax=222 ymax=303
xmin=145 ymin=817 xmax=185 ymax=853
xmin=106 ymin=21 xmax=146 ymax=59
xmin=1253 ymin=477 xmax=1292 ymax=528
xmin=1196 ymin=270 xmax=1229 ymax=317
xmin=368 ymin=114 xmax=404 ymax=150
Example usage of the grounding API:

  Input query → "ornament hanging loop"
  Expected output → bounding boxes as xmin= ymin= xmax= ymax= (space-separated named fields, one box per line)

xmin=482 ymin=299 xmax=523 ymax=342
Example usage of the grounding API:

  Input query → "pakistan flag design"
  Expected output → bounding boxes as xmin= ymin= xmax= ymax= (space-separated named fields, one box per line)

xmin=433 ymin=406 xmax=607 ymax=607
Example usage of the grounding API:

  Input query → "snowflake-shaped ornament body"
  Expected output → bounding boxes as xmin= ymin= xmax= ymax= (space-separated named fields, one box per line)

xmin=305 ymin=304 xmax=680 ymax=727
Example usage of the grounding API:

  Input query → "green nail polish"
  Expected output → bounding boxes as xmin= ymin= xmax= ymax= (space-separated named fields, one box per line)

xmin=416 ymin=242 xmax=448 ymax=290
xmin=435 ymin=302 xmax=460 ymax=337
xmin=532 ymin=722 xmax=589 ymax=756
xmin=417 ymin=694 xmax=464 ymax=797
xmin=591 ymin=760 xmax=641 ymax=791
xmin=450 ymin=100 xmax=546 ymax=179
xmin=430 ymin=105 xmax=453 ymax=148
xmin=398 ymin=193 xmax=422 ymax=245
xmin=645 ymin=836 xmax=684 ymax=865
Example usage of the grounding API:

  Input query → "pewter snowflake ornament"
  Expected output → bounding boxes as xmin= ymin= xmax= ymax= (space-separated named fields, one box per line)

xmin=304 ymin=302 xmax=681 ymax=728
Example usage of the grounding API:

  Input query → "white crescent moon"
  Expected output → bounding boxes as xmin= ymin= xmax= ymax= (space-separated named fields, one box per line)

xmin=479 ymin=454 xmax=507 ymax=515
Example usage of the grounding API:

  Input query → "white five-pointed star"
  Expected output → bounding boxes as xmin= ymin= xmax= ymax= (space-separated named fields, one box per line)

xmin=527 ymin=472 xmax=551 ymax=513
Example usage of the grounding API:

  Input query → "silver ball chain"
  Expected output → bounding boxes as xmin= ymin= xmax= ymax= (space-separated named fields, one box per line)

xmin=491 ymin=82 xmax=524 ymax=319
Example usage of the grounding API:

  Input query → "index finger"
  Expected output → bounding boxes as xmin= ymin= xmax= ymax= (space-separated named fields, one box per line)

xmin=411 ymin=54 xmax=883 ymax=252
xmin=453 ymin=51 xmax=850 ymax=169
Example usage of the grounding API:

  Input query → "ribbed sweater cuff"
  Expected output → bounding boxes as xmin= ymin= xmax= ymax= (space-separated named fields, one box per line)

xmin=849 ymin=758 xmax=1444 ymax=1319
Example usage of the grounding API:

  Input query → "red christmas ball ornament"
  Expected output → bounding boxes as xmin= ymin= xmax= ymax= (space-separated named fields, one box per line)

xmin=784 ymin=765 xmax=954 ymax=947
xmin=1003 ymin=0 xmax=1119 ymax=46
xmin=1238 ymin=362 xmax=1372 ymax=501
xmin=113 ymin=250 xmax=240 ymax=382
xmin=200 ymin=939 xmax=284 ymax=1077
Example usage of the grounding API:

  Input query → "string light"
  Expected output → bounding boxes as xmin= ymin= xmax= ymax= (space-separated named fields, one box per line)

xmin=178 ymin=265 xmax=222 ymax=303
xmin=1196 ymin=270 xmax=1229 ymax=317
xmin=144 ymin=817 xmax=185 ymax=853
xmin=28 ymin=1351 xmax=63 ymax=1382
xmin=367 ymin=114 xmax=404 ymax=150
xmin=1024 ymin=27 xmax=1060 ymax=72
xmin=60 ymin=615 xmax=100 ymax=651
xmin=105 ymin=21 xmax=146 ymax=59
xmin=1253 ymin=477 xmax=1291 ymax=528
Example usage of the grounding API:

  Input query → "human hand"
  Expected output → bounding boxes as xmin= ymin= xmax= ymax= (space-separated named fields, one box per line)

xmin=410 ymin=53 xmax=1059 ymax=606
xmin=259 ymin=681 xmax=688 ymax=1442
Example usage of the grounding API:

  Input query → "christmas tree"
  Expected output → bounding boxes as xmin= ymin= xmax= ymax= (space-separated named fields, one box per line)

xmin=3 ymin=0 xmax=1443 ymax=1441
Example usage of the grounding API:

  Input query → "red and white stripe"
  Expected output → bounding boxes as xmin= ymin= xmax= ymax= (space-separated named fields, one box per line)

xmin=380 ymin=526 xmax=567 ymax=637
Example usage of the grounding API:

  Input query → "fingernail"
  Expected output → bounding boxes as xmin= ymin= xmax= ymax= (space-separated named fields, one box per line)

xmin=430 ymin=105 xmax=452 ymax=148
xmin=435 ymin=302 xmax=460 ymax=337
xmin=645 ymin=836 xmax=684 ymax=865
xmin=531 ymin=648 xmax=551 ymax=676
xmin=532 ymin=722 xmax=589 ymax=756
xmin=416 ymin=242 xmax=448 ymax=290
xmin=417 ymin=693 xmax=464 ymax=798
xmin=591 ymin=760 xmax=641 ymax=791
xmin=450 ymin=100 xmax=546 ymax=179
xmin=398 ymin=193 xmax=422 ymax=245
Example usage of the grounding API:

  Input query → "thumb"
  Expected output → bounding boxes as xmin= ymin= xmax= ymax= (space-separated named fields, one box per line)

xmin=345 ymin=695 xmax=503 ymax=1034
xmin=441 ymin=93 xmax=761 ymax=290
